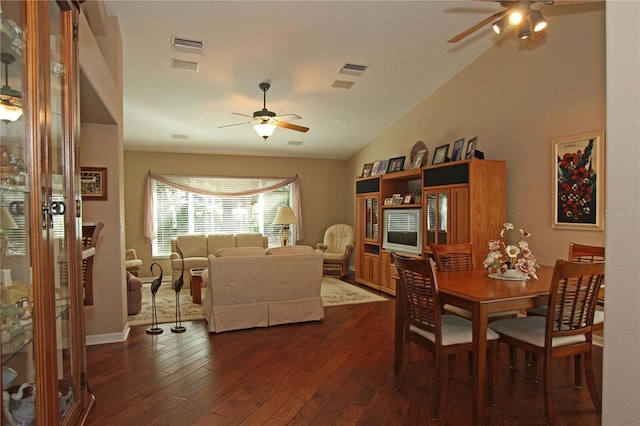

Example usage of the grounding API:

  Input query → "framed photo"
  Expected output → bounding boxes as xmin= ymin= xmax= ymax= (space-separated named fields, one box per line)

xmin=450 ymin=138 xmax=465 ymax=161
xmin=361 ymin=163 xmax=373 ymax=177
xmin=464 ymin=136 xmax=478 ymax=159
xmin=432 ymin=144 xmax=449 ymax=165
xmin=403 ymin=194 xmax=413 ymax=204
xmin=388 ymin=156 xmax=405 ymax=173
xmin=552 ymin=130 xmax=605 ymax=231
xmin=376 ymin=159 xmax=390 ymax=175
xmin=80 ymin=167 xmax=108 ymax=200
xmin=411 ymin=149 xmax=427 ymax=169
xmin=371 ymin=160 xmax=381 ymax=176
xmin=413 ymin=191 xmax=422 ymax=204
xmin=384 ymin=197 xmax=394 ymax=205
xmin=392 ymin=193 xmax=403 ymax=205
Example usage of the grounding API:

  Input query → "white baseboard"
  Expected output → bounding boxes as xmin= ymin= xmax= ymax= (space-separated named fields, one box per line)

xmin=85 ymin=324 xmax=130 ymax=346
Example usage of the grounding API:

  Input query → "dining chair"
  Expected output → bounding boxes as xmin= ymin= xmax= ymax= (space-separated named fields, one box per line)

xmin=391 ymin=252 xmax=499 ymax=421
xmin=430 ymin=242 xmax=520 ymax=321
xmin=527 ymin=243 xmax=605 ymax=326
xmin=489 ymin=259 xmax=605 ymax=425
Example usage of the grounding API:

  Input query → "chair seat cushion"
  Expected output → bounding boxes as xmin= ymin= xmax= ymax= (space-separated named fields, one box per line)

xmin=410 ymin=315 xmax=499 ymax=346
xmin=489 ymin=316 xmax=587 ymax=348
xmin=125 ymin=259 xmax=143 ymax=269
xmin=321 ymin=252 xmax=347 ymax=261
xmin=171 ymin=257 xmax=208 ymax=270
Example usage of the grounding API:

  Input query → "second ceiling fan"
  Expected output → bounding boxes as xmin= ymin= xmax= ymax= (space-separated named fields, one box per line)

xmin=448 ymin=0 xmax=554 ymax=43
xmin=219 ymin=82 xmax=309 ymax=140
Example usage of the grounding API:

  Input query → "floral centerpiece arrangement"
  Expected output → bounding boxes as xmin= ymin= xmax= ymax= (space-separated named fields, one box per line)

xmin=483 ymin=223 xmax=539 ymax=280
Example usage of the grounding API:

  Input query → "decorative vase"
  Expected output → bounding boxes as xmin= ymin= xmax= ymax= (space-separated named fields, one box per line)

xmin=500 ymin=268 xmax=526 ymax=279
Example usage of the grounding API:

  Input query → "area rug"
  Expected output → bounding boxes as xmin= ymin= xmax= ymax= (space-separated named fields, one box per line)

xmin=127 ymin=277 xmax=388 ymax=326
xmin=320 ymin=277 xmax=388 ymax=307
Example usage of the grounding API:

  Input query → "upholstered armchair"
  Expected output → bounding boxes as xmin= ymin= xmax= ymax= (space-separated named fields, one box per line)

xmin=315 ymin=224 xmax=355 ymax=278
xmin=125 ymin=248 xmax=143 ymax=276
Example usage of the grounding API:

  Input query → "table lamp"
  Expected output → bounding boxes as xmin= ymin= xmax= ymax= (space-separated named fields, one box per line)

xmin=272 ymin=206 xmax=297 ymax=246
xmin=0 ymin=206 xmax=18 ymax=256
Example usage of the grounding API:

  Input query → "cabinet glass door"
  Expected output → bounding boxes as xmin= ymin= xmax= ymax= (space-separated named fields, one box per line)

xmin=365 ymin=196 xmax=379 ymax=241
xmin=425 ymin=190 xmax=448 ymax=244
xmin=47 ymin=0 xmax=76 ymax=421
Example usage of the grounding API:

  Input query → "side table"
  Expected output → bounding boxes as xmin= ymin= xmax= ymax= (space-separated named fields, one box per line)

xmin=190 ymin=268 xmax=205 ymax=304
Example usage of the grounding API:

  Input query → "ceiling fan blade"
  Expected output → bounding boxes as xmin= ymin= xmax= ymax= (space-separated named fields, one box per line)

xmin=218 ymin=121 xmax=253 ymax=128
xmin=231 ymin=112 xmax=253 ymax=118
xmin=277 ymin=121 xmax=309 ymax=133
xmin=274 ymin=114 xmax=302 ymax=121
xmin=447 ymin=9 xmax=508 ymax=43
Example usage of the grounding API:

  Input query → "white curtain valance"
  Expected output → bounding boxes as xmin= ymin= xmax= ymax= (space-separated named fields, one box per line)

xmin=144 ymin=172 xmax=303 ymax=244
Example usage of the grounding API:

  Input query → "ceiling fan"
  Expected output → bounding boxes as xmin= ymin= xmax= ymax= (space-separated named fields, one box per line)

xmin=219 ymin=82 xmax=309 ymax=140
xmin=448 ymin=0 xmax=554 ymax=43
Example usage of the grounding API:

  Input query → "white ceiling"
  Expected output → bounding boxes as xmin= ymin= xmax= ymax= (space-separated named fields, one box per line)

xmin=100 ymin=1 xmax=525 ymax=160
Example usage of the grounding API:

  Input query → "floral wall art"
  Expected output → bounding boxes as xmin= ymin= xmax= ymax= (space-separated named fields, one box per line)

xmin=552 ymin=131 xmax=605 ymax=231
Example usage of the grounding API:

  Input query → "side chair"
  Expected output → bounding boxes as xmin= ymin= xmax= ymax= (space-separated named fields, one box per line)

xmin=528 ymin=243 xmax=605 ymax=326
xmin=489 ymin=259 xmax=605 ymax=425
xmin=391 ymin=252 xmax=499 ymax=421
xmin=430 ymin=242 xmax=519 ymax=321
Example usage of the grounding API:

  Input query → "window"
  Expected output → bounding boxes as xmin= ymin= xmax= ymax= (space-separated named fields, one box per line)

xmin=152 ymin=180 xmax=293 ymax=256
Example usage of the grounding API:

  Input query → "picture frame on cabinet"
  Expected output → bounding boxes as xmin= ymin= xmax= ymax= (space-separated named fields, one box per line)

xmin=464 ymin=136 xmax=478 ymax=159
xmin=552 ymin=130 xmax=605 ymax=231
xmin=413 ymin=192 xmax=422 ymax=205
xmin=432 ymin=144 xmax=449 ymax=165
xmin=361 ymin=163 xmax=373 ymax=177
xmin=403 ymin=194 xmax=413 ymax=204
xmin=411 ymin=149 xmax=427 ymax=168
xmin=371 ymin=160 xmax=381 ymax=176
xmin=80 ymin=167 xmax=108 ymax=200
xmin=450 ymin=138 xmax=465 ymax=161
xmin=375 ymin=159 xmax=389 ymax=175
xmin=388 ymin=156 xmax=405 ymax=173
xmin=384 ymin=197 xmax=394 ymax=206
xmin=392 ymin=193 xmax=403 ymax=205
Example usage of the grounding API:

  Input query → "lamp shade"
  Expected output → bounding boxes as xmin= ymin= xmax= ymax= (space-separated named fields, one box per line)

xmin=273 ymin=206 xmax=297 ymax=225
xmin=530 ymin=9 xmax=548 ymax=32
xmin=0 ymin=206 xmax=17 ymax=230
xmin=254 ymin=122 xmax=276 ymax=140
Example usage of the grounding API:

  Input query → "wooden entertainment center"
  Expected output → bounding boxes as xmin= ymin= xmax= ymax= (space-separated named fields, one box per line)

xmin=355 ymin=159 xmax=506 ymax=296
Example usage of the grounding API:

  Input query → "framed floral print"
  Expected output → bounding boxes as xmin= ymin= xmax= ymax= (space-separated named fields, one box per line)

xmin=552 ymin=131 xmax=605 ymax=231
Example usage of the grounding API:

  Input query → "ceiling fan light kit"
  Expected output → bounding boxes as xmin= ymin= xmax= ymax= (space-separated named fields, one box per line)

xmin=0 ymin=53 xmax=23 ymax=122
xmin=450 ymin=0 xmax=553 ymax=44
xmin=219 ymin=82 xmax=309 ymax=141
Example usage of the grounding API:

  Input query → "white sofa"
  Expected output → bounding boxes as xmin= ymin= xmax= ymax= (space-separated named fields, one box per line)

xmin=170 ymin=233 xmax=269 ymax=285
xmin=202 ymin=245 xmax=324 ymax=333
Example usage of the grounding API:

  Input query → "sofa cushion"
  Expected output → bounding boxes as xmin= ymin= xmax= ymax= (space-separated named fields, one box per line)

xmin=171 ymin=257 xmax=209 ymax=271
xmin=215 ymin=247 xmax=267 ymax=257
xmin=268 ymin=245 xmax=314 ymax=256
xmin=207 ymin=234 xmax=237 ymax=254
xmin=175 ymin=234 xmax=207 ymax=258
xmin=236 ymin=233 xmax=267 ymax=247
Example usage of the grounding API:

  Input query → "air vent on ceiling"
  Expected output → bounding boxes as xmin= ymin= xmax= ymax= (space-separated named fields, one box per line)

xmin=339 ymin=63 xmax=367 ymax=76
xmin=331 ymin=80 xmax=354 ymax=90
xmin=171 ymin=36 xmax=205 ymax=55
xmin=171 ymin=134 xmax=189 ymax=140
xmin=171 ymin=59 xmax=199 ymax=72
xmin=288 ymin=140 xmax=304 ymax=146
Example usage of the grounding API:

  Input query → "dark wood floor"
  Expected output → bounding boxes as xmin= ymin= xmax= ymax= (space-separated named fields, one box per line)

xmin=86 ymin=274 xmax=602 ymax=425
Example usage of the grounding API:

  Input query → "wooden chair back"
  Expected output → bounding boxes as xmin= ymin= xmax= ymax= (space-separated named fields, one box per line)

xmin=568 ymin=243 xmax=605 ymax=263
xmin=391 ymin=252 xmax=440 ymax=340
xmin=82 ymin=222 xmax=104 ymax=305
xmin=430 ymin=242 xmax=475 ymax=272
xmin=546 ymin=259 xmax=605 ymax=342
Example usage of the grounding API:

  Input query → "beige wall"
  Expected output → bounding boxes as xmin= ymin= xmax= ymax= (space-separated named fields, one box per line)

xmin=124 ymin=151 xmax=349 ymax=277
xmin=347 ymin=3 xmax=606 ymax=267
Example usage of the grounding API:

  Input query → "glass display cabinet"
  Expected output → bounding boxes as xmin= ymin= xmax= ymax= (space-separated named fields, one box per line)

xmin=1 ymin=1 xmax=93 ymax=424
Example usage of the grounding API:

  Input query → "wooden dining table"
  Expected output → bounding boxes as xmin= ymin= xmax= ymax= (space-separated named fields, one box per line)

xmin=394 ymin=265 xmax=555 ymax=426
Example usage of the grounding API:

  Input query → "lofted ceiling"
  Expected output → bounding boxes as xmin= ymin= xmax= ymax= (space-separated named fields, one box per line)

xmin=97 ymin=1 xmax=550 ymax=160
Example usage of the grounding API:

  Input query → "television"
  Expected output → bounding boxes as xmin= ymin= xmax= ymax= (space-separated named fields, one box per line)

xmin=383 ymin=208 xmax=422 ymax=255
